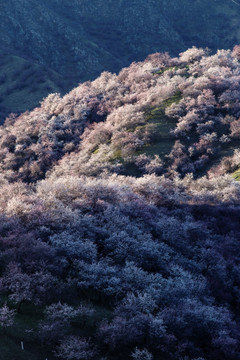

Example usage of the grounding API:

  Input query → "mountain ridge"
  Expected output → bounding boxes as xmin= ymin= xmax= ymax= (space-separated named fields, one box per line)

xmin=1 ymin=0 xmax=240 ymax=84
xmin=1 ymin=0 xmax=240 ymax=122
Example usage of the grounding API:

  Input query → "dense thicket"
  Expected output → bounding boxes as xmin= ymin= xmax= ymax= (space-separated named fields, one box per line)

xmin=0 ymin=47 xmax=240 ymax=360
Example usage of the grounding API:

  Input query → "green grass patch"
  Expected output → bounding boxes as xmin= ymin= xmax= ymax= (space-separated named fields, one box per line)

xmin=155 ymin=66 xmax=180 ymax=75
xmin=121 ymin=92 xmax=182 ymax=175
xmin=112 ymin=149 xmax=122 ymax=161
xmin=98 ymin=92 xmax=182 ymax=176
xmin=128 ymin=95 xmax=181 ymax=171
xmin=155 ymin=65 xmax=190 ymax=78
xmin=146 ymin=91 xmax=182 ymax=122
xmin=163 ymin=91 xmax=182 ymax=108
xmin=140 ymin=92 xmax=182 ymax=158
xmin=233 ymin=168 xmax=240 ymax=181
xmin=92 ymin=147 xmax=99 ymax=154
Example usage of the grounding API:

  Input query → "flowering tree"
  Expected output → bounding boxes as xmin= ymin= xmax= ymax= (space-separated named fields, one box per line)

xmin=0 ymin=304 xmax=15 ymax=329
xmin=131 ymin=348 xmax=153 ymax=360
xmin=55 ymin=336 xmax=97 ymax=360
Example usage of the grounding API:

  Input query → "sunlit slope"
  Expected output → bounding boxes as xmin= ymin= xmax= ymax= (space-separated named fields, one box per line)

xmin=1 ymin=47 xmax=240 ymax=182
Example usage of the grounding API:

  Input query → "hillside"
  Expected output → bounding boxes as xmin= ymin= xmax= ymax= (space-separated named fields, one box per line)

xmin=1 ymin=46 xmax=240 ymax=182
xmin=0 ymin=51 xmax=67 ymax=124
xmin=0 ymin=48 xmax=240 ymax=360
xmin=1 ymin=0 xmax=240 ymax=85
xmin=1 ymin=0 xmax=240 ymax=122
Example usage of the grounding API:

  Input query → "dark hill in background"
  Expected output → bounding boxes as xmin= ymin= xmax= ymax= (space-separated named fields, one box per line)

xmin=1 ymin=0 xmax=240 ymax=121
xmin=0 ymin=51 xmax=67 ymax=123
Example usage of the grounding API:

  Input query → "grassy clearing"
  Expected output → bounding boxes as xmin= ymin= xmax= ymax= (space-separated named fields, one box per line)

xmin=233 ymin=168 xmax=240 ymax=181
xmin=155 ymin=66 xmax=180 ymax=75
xmin=118 ymin=93 xmax=182 ymax=176
xmin=139 ymin=92 xmax=182 ymax=158
xmin=91 ymin=92 xmax=182 ymax=177
xmin=0 ymin=296 xmax=112 ymax=360
xmin=155 ymin=65 xmax=190 ymax=78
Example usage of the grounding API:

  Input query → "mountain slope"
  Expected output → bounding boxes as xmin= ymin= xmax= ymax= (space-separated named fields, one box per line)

xmin=1 ymin=46 xmax=240 ymax=182
xmin=1 ymin=0 xmax=240 ymax=122
xmin=0 ymin=48 xmax=240 ymax=360
xmin=1 ymin=0 xmax=240 ymax=85
xmin=0 ymin=51 xmax=67 ymax=123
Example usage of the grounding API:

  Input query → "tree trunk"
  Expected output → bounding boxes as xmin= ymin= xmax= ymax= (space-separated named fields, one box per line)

xmin=17 ymin=300 xmax=24 ymax=313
